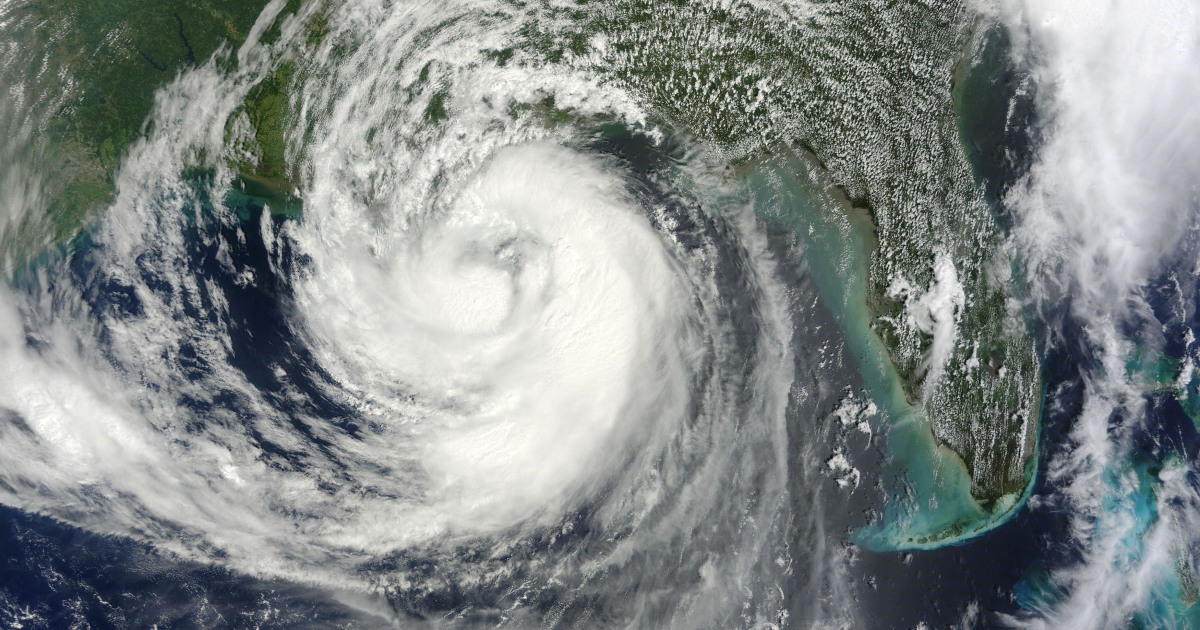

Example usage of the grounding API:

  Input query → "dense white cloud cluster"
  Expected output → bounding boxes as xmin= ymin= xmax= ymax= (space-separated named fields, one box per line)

xmin=999 ymin=0 xmax=1200 ymax=626
xmin=0 ymin=1 xmax=801 ymax=624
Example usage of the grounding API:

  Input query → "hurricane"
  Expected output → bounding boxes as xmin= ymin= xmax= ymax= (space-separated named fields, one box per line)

xmin=0 ymin=1 xmax=808 ymax=623
xmin=1 ymin=0 xmax=1199 ymax=627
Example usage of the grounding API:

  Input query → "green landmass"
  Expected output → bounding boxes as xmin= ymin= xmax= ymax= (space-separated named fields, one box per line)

xmin=512 ymin=0 xmax=1040 ymax=505
xmin=0 ymin=0 xmax=309 ymax=266
xmin=3 ymin=0 xmax=1042 ymax=535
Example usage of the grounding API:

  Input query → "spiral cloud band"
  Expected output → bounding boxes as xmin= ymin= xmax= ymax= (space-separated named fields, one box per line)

xmin=0 ymin=0 xmax=809 ymax=622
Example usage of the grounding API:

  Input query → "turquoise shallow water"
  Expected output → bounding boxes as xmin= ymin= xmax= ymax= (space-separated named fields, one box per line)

xmin=4 ymin=0 xmax=1200 ymax=625
xmin=745 ymin=147 xmax=1037 ymax=550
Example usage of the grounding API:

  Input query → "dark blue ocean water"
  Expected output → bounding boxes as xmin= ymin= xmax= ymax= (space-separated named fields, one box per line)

xmin=5 ymin=41 xmax=1196 ymax=626
xmin=10 ymin=211 xmax=1193 ymax=628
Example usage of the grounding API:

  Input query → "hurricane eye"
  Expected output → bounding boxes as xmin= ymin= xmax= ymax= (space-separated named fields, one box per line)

xmin=5 ymin=0 xmax=1188 ymax=625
